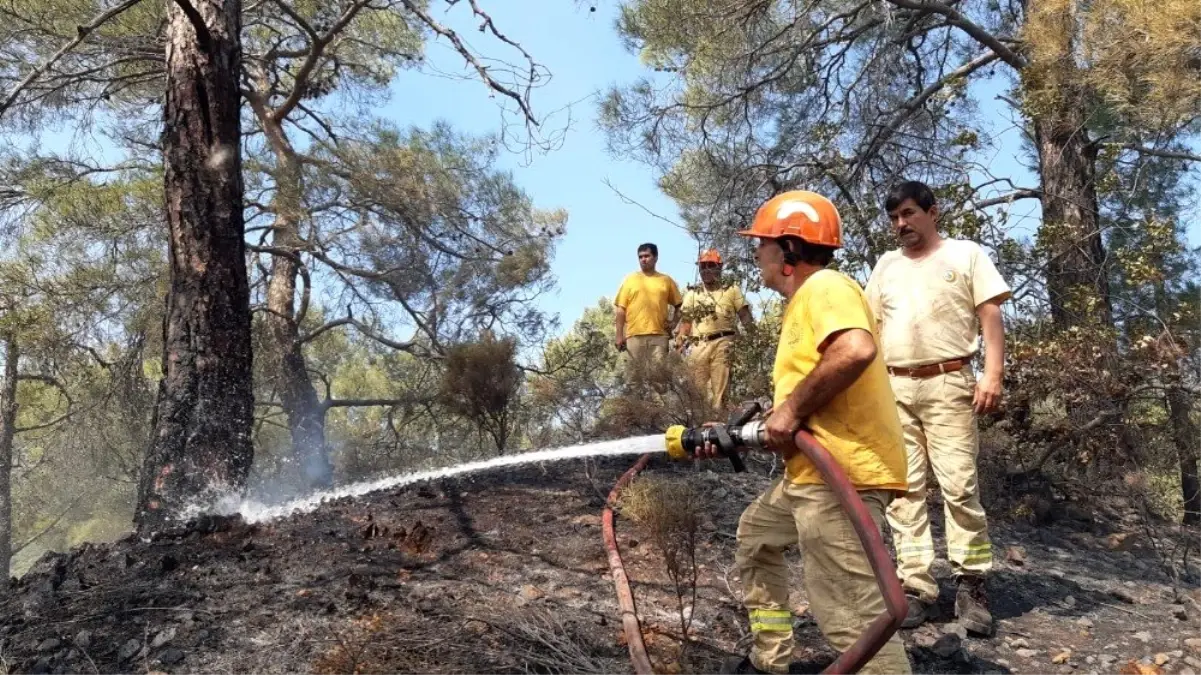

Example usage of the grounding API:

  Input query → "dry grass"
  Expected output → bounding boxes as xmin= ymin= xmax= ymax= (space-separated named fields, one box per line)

xmin=618 ymin=474 xmax=702 ymax=533
xmin=597 ymin=350 xmax=715 ymax=437
xmin=312 ymin=614 xmax=388 ymax=675
xmin=308 ymin=606 xmax=622 ymax=674
xmin=618 ymin=474 xmax=703 ymax=667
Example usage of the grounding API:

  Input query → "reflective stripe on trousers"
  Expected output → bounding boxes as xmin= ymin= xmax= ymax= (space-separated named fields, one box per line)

xmin=885 ymin=369 xmax=993 ymax=603
xmin=736 ymin=479 xmax=912 ymax=675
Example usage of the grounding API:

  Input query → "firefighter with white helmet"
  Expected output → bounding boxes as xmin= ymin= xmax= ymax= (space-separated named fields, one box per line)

xmin=698 ymin=190 xmax=912 ymax=674
xmin=676 ymin=248 xmax=754 ymax=410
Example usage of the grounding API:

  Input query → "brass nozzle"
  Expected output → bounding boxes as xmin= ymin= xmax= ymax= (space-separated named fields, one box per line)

xmin=664 ymin=425 xmax=688 ymax=460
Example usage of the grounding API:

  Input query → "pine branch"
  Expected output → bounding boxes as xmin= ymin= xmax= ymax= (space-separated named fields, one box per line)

xmin=297 ymin=314 xmax=425 ymax=355
xmin=970 ymin=188 xmax=1042 ymax=209
xmin=853 ymin=51 xmax=999 ymax=178
xmin=269 ymin=0 xmax=374 ymax=122
xmin=0 ymin=0 xmax=146 ymax=119
xmin=247 ymin=243 xmax=313 ymax=325
xmin=398 ymin=0 xmax=538 ymax=126
xmin=11 ymin=492 xmax=89 ymax=557
xmin=322 ymin=397 xmax=422 ymax=409
xmin=1119 ymin=144 xmax=1201 ymax=163
xmin=16 ymin=373 xmax=73 ymax=406
xmin=880 ymin=0 xmax=1027 ymax=69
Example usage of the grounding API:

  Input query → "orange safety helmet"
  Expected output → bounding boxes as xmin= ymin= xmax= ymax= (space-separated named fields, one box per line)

xmin=737 ymin=190 xmax=842 ymax=248
xmin=697 ymin=249 xmax=723 ymax=265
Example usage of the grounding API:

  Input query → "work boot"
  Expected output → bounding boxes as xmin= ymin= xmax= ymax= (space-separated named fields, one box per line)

xmin=955 ymin=574 xmax=995 ymax=636
xmin=720 ymin=655 xmax=770 ymax=674
xmin=901 ymin=592 xmax=936 ymax=629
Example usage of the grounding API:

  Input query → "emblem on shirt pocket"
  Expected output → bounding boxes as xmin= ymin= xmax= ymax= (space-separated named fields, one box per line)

xmin=942 ymin=269 xmax=957 ymax=283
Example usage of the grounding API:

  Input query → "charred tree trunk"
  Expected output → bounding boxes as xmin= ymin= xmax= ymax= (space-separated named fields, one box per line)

xmin=259 ymin=121 xmax=332 ymax=488
xmin=0 ymin=336 xmax=18 ymax=582
xmin=135 ymin=0 xmax=253 ymax=532
xmin=1033 ymin=111 xmax=1111 ymax=328
xmin=1025 ymin=0 xmax=1111 ymax=329
xmin=266 ymin=245 xmax=331 ymax=488
xmin=1167 ymin=387 xmax=1200 ymax=525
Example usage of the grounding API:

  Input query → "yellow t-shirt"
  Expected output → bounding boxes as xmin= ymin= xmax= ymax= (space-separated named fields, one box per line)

xmin=772 ymin=269 xmax=907 ymax=490
xmin=615 ymin=271 xmax=683 ymax=337
xmin=865 ymin=239 xmax=1011 ymax=368
xmin=682 ymin=286 xmax=747 ymax=336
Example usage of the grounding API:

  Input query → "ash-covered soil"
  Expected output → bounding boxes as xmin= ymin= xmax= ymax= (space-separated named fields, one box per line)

xmin=2 ymin=453 xmax=1198 ymax=674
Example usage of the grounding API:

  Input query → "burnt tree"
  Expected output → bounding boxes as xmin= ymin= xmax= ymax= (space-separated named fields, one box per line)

xmin=237 ymin=0 xmax=546 ymax=487
xmin=254 ymin=111 xmax=332 ymax=489
xmin=0 ymin=336 xmax=17 ymax=581
xmin=1026 ymin=0 xmax=1112 ymax=328
xmin=135 ymin=0 xmax=253 ymax=532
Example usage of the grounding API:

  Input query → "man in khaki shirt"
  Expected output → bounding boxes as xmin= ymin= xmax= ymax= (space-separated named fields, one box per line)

xmin=865 ymin=181 xmax=1010 ymax=637
xmin=676 ymin=249 xmax=753 ymax=410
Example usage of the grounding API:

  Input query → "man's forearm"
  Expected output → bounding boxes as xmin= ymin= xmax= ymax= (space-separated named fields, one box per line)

xmin=979 ymin=302 xmax=1005 ymax=377
xmin=739 ymin=306 xmax=754 ymax=328
xmin=615 ymin=310 xmax=626 ymax=341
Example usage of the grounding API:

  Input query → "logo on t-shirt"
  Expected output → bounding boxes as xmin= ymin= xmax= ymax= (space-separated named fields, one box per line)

xmin=942 ymin=269 xmax=957 ymax=283
xmin=782 ymin=322 xmax=801 ymax=349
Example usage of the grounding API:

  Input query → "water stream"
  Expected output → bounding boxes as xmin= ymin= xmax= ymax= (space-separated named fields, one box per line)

xmin=205 ymin=434 xmax=666 ymax=524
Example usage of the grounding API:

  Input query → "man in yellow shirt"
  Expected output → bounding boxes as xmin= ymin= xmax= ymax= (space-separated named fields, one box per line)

xmin=614 ymin=243 xmax=683 ymax=364
xmin=866 ymin=180 xmax=1010 ymax=636
xmin=676 ymin=249 xmax=754 ymax=409
xmin=700 ymin=191 xmax=911 ymax=675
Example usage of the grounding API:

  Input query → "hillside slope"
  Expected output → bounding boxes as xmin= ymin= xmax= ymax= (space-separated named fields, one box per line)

xmin=1 ymin=454 xmax=1199 ymax=674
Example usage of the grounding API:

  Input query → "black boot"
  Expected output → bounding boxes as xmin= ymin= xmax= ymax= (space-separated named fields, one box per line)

xmin=721 ymin=655 xmax=770 ymax=674
xmin=955 ymin=574 xmax=994 ymax=636
xmin=901 ymin=592 xmax=936 ymax=628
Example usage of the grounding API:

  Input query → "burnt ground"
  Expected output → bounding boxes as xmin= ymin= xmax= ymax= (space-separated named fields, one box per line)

xmin=1 ymin=453 xmax=1199 ymax=675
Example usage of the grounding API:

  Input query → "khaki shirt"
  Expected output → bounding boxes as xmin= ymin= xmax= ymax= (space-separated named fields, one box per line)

xmin=865 ymin=239 xmax=1010 ymax=368
xmin=681 ymin=285 xmax=747 ymax=336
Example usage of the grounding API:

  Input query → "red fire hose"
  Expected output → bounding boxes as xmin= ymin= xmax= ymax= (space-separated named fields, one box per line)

xmin=793 ymin=428 xmax=908 ymax=674
xmin=603 ymin=431 xmax=906 ymax=675
xmin=602 ymin=453 xmax=655 ymax=675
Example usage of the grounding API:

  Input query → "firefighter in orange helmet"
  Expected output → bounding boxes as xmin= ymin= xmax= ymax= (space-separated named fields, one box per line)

xmin=675 ymin=248 xmax=753 ymax=410
xmin=699 ymin=191 xmax=911 ymax=674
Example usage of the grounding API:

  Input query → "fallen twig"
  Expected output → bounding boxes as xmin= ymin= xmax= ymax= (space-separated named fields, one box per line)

xmin=1093 ymin=601 xmax=1155 ymax=620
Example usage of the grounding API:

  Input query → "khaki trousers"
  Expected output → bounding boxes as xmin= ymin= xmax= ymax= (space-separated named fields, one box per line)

xmin=736 ymin=479 xmax=912 ymax=674
xmin=885 ymin=368 xmax=992 ymax=603
xmin=686 ymin=335 xmax=734 ymax=409
xmin=625 ymin=334 xmax=669 ymax=364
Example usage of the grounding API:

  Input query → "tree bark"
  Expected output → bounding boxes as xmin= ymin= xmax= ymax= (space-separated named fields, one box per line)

xmin=1025 ymin=0 xmax=1111 ymax=328
xmin=259 ymin=117 xmax=333 ymax=488
xmin=266 ymin=239 xmax=332 ymax=487
xmin=1033 ymin=110 xmax=1111 ymax=328
xmin=0 ymin=336 xmax=18 ymax=582
xmin=1166 ymin=387 xmax=1200 ymax=525
xmin=135 ymin=0 xmax=253 ymax=532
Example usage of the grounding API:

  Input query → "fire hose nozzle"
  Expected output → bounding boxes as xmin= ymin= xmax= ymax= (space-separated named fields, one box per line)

xmin=661 ymin=401 xmax=770 ymax=472
xmin=664 ymin=425 xmax=689 ymax=461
